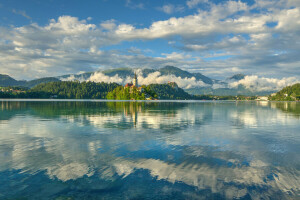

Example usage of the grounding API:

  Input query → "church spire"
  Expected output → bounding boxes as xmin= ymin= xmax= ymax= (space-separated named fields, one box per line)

xmin=133 ymin=72 xmax=138 ymax=87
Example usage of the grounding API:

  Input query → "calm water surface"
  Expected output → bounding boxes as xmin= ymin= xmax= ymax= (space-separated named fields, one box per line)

xmin=0 ymin=100 xmax=299 ymax=200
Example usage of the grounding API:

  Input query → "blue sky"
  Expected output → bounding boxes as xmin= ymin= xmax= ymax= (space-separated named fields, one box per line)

xmin=0 ymin=0 xmax=299 ymax=81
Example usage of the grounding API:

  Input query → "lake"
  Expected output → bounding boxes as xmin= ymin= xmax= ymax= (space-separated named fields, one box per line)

xmin=0 ymin=100 xmax=299 ymax=199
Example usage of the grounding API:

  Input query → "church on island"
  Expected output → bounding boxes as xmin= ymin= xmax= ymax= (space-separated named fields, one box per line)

xmin=124 ymin=72 xmax=144 ymax=93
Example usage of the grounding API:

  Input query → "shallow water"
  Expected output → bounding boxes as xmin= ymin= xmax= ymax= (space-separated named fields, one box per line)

xmin=0 ymin=100 xmax=299 ymax=199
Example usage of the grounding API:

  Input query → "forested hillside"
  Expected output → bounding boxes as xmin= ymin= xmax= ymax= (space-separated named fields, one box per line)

xmin=30 ymin=81 xmax=119 ymax=99
xmin=145 ymin=84 xmax=193 ymax=100
xmin=269 ymin=83 xmax=300 ymax=101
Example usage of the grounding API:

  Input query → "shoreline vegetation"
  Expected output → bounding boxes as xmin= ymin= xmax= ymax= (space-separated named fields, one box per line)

xmin=0 ymin=81 xmax=299 ymax=101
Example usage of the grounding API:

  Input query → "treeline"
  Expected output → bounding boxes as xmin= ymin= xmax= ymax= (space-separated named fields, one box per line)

xmin=31 ymin=81 xmax=119 ymax=99
xmin=0 ymin=81 xmax=119 ymax=99
xmin=269 ymin=83 xmax=300 ymax=101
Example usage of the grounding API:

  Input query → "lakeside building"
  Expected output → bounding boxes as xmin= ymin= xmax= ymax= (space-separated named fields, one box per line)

xmin=256 ymin=96 xmax=269 ymax=101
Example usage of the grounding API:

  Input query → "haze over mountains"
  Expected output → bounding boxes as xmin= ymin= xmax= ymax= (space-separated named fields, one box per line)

xmin=1 ymin=66 xmax=299 ymax=96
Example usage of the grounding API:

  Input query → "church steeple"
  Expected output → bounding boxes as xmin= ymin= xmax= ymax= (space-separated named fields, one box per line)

xmin=133 ymin=72 xmax=138 ymax=87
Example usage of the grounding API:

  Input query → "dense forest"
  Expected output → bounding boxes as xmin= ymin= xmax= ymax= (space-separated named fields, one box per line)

xmin=30 ymin=81 xmax=119 ymax=99
xmin=269 ymin=83 xmax=300 ymax=101
xmin=0 ymin=81 xmax=119 ymax=99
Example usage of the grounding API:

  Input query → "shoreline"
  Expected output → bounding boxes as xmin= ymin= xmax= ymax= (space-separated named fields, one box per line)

xmin=0 ymin=98 xmax=299 ymax=102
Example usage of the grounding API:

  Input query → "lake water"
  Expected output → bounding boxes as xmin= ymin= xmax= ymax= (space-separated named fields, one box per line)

xmin=0 ymin=100 xmax=299 ymax=200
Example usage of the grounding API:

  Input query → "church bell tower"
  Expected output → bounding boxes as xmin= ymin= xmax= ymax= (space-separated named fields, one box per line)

xmin=133 ymin=72 xmax=138 ymax=87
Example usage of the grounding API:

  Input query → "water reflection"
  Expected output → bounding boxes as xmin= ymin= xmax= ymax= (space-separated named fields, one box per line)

xmin=0 ymin=100 xmax=299 ymax=199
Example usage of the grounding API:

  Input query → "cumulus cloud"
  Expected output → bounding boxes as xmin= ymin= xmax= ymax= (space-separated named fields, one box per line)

xmin=88 ymin=72 xmax=130 ymax=85
xmin=136 ymin=71 xmax=209 ymax=89
xmin=229 ymin=75 xmax=299 ymax=92
xmin=85 ymin=70 xmax=209 ymax=89
xmin=63 ymin=69 xmax=299 ymax=92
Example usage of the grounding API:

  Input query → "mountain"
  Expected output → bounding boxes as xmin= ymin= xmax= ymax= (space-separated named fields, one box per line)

xmin=157 ymin=66 xmax=213 ymax=84
xmin=0 ymin=74 xmax=60 ymax=88
xmin=59 ymin=72 xmax=94 ymax=80
xmin=23 ymin=77 xmax=61 ymax=88
xmin=228 ymin=74 xmax=246 ymax=81
xmin=60 ymin=66 xmax=214 ymax=85
xmin=0 ymin=74 xmax=25 ymax=87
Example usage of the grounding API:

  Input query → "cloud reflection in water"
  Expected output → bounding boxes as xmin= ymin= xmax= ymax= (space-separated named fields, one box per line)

xmin=0 ymin=101 xmax=299 ymax=199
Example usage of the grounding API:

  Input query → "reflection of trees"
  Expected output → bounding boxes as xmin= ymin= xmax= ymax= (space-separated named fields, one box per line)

xmin=0 ymin=101 xmax=189 ymax=132
xmin=270 ymin=102 xmax=300 ymax=118
xmin=0 ymin=101 xmax=187 ymax=119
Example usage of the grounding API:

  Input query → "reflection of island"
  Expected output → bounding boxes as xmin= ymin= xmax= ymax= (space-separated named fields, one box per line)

xmin=0 ymin=101 xmax=189 ymax=131
xmin=0 ymin=100 xmax=299 ymax=199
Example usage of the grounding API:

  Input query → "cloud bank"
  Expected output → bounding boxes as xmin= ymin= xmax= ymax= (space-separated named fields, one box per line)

xmin=64 ymin=70 xmax=299 ymax=92
xmin=86 ymin=70 xmax=209 ymax=89
xmin=229 ymin=75 xmax=299 ymax=92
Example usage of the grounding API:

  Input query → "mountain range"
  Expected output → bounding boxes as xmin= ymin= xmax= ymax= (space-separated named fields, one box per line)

xmin=0 ymin=66 xmax=274 ymax=96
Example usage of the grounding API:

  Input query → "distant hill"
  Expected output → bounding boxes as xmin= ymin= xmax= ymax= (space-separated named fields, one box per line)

xmin=0 ymin=74 xmax=61 ymax=88
xmin=269 ymin=83 xmax=300 ymax=101
xmin=0 ymin=74 xmax=25 ymax=87
xmin=59 ymin=66 xmax=214 ymax=85
xmin=157 ymin=66 xmax=213 ymax=84
xmin=30 ymin=81 xmax=119 ymax=99
xmin=23 ymin=77 xmax=61 ymax=88
xmin=228 ymin=74 xmax=246 ymax=81
xmin=58 ymin=72 xmax=94 ymax=80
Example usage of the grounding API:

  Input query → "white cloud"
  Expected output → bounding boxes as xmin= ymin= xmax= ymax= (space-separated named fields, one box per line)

xmin=229 ymin=75 xmax=299 ymax=91
xmin=186 ymin=0 xmax=208 ymax=9
xmin=84 ymin=70 xmax=209 ymax=89
xmin=125 ymin=0 xmax=144 ymax=9
xmin=158 ymin=4 xmax=185 ymax=14
xmin=12 ymin=9 xmax=31 ymax=20
xmin=88 ymin=72 xmax=127 ymax=84
xmin=137 ymin=71 xmax=209 ymax=89
xmin=100 ymin=19 xmax=117 ymax=30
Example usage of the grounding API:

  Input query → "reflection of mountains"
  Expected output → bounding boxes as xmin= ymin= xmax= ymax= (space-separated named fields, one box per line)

xmin=0 ymin=101 xmax=300 ymax=199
